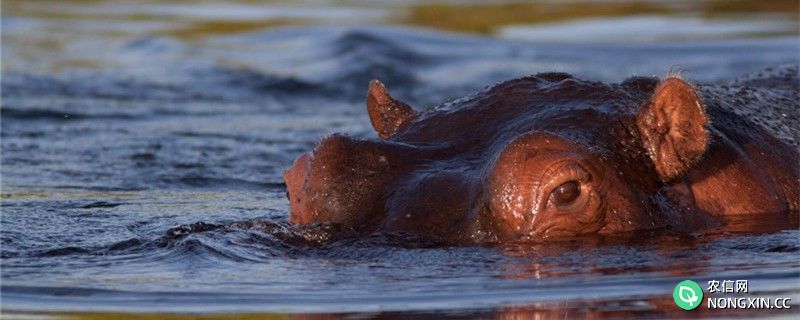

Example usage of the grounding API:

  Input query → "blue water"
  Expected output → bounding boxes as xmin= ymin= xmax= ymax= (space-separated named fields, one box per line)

xmin=2 ymin=7 xmax=799 ymax=318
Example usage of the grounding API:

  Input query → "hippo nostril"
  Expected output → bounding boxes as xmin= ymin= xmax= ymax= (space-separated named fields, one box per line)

xmin=284 ymin=151 xmax=312 ymax=201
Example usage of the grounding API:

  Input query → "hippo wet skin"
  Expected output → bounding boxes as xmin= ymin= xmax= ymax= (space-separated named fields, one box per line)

xmin=284 ymin=67 xmax=799 ymax=244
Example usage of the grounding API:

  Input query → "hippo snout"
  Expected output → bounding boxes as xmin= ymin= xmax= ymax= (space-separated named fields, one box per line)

xmin=283 ymin=134 xmax=412 ymax=228
xmin=284 ymin=151 xmax=313 ymax=224
xmin=283 ymin=134 xmax=355 ymax=225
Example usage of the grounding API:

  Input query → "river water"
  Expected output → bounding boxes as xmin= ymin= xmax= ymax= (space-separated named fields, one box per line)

xmin=2 ymin=1 xmax=799 ymax=318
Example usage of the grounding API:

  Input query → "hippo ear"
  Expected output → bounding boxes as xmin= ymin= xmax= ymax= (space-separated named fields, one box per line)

xmin=636 ymin=77 xmax=709 ymax=182
xmin=367 ymin=80 xmax=416 ymax=139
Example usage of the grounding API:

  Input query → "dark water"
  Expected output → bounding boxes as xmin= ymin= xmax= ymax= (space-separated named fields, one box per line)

xmin=2 ymin=15 xmax=800 ymax=318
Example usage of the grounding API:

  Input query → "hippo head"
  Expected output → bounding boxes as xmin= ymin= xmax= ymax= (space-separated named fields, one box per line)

xmin=284 ymin=73 xmax=709 ymax=243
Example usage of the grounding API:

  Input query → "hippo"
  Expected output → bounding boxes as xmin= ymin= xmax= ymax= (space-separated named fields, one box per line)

xmin=284 ymin=66 xmax=799 ymax=244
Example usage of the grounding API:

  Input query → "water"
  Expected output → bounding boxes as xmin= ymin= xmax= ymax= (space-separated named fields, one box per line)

xmin=2 ymin=1 xmax=800 ymax=318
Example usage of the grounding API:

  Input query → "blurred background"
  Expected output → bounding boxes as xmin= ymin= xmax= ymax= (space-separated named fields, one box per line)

xmin=3 ymin=0 xmax=799 ymax=73
xmin=2 ymin=0 xmax=799 ymax=318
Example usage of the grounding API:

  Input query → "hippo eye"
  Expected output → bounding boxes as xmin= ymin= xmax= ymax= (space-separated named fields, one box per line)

xmin=552 ymin=181 xmax=580 ymax=206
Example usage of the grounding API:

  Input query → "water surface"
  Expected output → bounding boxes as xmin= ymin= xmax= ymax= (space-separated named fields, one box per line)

xmin=2 ymin=1 xmax=799 ymax=318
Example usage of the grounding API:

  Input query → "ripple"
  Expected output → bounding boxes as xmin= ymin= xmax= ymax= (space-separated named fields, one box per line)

xmin=3 ymin=21 xmax=800 ymax=316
